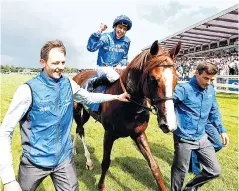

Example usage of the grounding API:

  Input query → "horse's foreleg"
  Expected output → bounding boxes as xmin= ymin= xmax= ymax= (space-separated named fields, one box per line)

xmin=131 ymin=132 xmax=167 ymax=191
xmin=98 ymin=130 xmax=116 ymax=191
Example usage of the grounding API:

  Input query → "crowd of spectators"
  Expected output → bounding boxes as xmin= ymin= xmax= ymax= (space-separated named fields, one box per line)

xmin=176 ymin=49 xmax=238 ymax=81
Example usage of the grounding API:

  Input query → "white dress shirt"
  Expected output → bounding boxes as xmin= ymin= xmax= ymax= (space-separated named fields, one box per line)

xmin=0 ymin=77 xmax=117 ymax=184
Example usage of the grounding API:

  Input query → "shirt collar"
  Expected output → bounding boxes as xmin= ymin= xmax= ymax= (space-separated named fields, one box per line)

xmin=189 ymin=75 xmax=206 ymax=91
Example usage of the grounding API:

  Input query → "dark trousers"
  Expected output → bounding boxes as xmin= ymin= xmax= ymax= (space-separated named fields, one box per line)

xmin=18 ymin=155 xmax=79 ymax=191
xmin=171 ymin=134 xmax=221 ymax=191
xmin=190 ymin=125 xmax=223 ymax=174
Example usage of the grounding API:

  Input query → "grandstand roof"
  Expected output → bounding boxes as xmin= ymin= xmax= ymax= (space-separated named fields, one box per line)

xmin=143 ymin=4 xmax=239 ymax=54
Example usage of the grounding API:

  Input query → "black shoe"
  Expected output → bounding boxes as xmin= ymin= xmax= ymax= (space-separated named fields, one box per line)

xmin=88 ymin=77 xmax=110 ymax=92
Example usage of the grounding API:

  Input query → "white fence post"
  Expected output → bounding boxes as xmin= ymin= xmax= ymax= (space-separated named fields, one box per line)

xmin=215 ymin=75 xmax=239 ymax=94
xmin=179 ymin=75 xmax=239 ymax=94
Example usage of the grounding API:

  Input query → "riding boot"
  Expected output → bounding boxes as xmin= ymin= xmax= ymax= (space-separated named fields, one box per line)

xmin=88 ymin=76 xmax=110 ymax=92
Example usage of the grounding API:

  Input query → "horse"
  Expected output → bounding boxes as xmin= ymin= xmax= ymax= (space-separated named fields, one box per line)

xmin=72 ymin=40 xmax=181 ymax=191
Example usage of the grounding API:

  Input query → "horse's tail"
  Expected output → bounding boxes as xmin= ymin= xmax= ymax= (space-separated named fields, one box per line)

xmin=73 ymin=102 xmax=91 ymax=129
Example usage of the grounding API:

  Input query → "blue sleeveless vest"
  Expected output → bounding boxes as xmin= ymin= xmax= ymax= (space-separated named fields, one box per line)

xmin=20 ymin=71 xmax=73 ymax=168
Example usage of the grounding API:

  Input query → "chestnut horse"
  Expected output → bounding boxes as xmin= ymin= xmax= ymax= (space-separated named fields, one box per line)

xmin=72 ymin=40 xmax=181 ymax=191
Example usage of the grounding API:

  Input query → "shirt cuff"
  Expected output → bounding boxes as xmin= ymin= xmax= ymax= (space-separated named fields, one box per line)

xmin=220 ymin=126 xmax=227 ymax=134
xmin=1 ymin=165 xmax=16 ymax=184
xmin=93 ymin=32 xmax=101 ymax=37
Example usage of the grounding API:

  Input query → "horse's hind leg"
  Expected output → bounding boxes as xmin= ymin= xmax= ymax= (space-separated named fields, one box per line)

xmin=73 ymin=102 xmax=82 ymax=155
xmin=73 ymin=102 xmax=84 ymax=154
xmin=131 ymin=132 xmax=167 ymax=191
xmin=98 ymin=130 xmax=116 ymax=191
xmin=73 ymin=104 xmax=93 ymax=170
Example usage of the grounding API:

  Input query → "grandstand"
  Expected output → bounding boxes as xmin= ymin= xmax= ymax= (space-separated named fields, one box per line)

xmin=144 ymin=4 xmax=238 ymax=94
xmin=143 ymin=4 xmax=238 ymax=56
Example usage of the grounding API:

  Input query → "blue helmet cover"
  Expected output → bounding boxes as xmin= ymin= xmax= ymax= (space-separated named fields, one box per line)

xmin=113 ymin=15 xmax=132 ymax=30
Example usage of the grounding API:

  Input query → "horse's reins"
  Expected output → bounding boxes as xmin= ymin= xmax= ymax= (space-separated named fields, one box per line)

xmin=119 ymin=77 xmax=154 ymax=113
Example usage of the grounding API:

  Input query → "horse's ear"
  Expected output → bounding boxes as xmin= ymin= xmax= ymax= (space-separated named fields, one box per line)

xmin=170 ymin=41 xmax=181 ymax=60
xmin=150 ymin=40 xmax=159 ymax=56
xmin=174 ymin=41 xmax=181 ymax=56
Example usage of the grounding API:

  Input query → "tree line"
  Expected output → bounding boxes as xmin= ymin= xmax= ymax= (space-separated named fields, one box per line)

xmin=0 ymin=65 xmax=78 ymax=73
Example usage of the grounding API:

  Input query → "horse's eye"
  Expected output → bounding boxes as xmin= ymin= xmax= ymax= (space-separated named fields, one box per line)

xmin=150 ymin=77 xmax=158 ymax=87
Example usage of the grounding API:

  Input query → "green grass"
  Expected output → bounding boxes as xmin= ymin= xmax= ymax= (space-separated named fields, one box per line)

xmin=0 ymin=74 xmax=238 ymax=191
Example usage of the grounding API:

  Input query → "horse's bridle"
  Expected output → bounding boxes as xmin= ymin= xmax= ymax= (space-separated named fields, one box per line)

xmin=148 ymin=64 xmax=175 ymax=105
xmin=119 ymin=63 xmax=176 ymax=114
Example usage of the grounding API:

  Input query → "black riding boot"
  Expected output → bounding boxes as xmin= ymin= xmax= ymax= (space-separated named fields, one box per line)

xmin=88 ymin=76 xmax=110 ymax=92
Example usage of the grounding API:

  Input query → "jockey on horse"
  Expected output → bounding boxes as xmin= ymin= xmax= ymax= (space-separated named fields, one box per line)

xmin=87 ymin=15 xmax=132 ymax=92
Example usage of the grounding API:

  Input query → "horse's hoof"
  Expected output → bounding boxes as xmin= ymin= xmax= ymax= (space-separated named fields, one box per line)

xmin=86 ymin=161 xmax=94 ymax=170
xmin=98 ymin=184 xmax=104 ymax=191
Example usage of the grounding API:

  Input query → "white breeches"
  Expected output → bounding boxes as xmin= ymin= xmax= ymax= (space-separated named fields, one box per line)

xmin=96 ymin=66 xmax=120 ymax=83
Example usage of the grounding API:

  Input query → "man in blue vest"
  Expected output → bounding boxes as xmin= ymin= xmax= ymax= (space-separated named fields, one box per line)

xmin=0 ymin=40 xmax=130 ymax=191
xmin=171 ymin=62 xmax=229 ymax=191
xmin=87 ymin=15 xmax=132 ymax=92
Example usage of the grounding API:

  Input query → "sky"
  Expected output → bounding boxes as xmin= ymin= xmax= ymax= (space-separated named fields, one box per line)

xmin=1 ymin=0 xmax=238 ymax=69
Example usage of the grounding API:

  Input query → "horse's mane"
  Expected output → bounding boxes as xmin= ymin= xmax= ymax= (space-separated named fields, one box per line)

xmin=121 ymin=47 xmax=171 ymax=80
xmin=74 ymin=47 xmax=171 ymax=88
